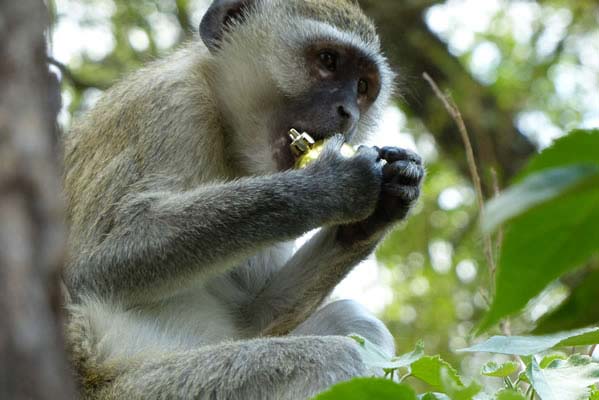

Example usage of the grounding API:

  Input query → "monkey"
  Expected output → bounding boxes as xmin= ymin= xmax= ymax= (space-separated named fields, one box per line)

xmin=62 ymin=0 xmax=425 ymax=399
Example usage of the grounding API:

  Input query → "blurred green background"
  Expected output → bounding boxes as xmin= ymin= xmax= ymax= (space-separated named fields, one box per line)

xmin=47 ymin=0 xmax=599 ymax=383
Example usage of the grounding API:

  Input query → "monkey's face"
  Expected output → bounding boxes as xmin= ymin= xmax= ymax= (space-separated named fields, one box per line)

xmin=268 ymin=29 xmax=388 ymax=171
xmin=203 ymin=0 xmax=394 ymax=175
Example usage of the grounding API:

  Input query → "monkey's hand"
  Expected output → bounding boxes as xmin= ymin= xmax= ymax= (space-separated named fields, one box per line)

xmin=337 ymin=146 xmax=424 ymax=244
xmin=377 ymin=146 xmax=424 ymax=221
xmin=305 ymin=135 xmax=383 ymax=225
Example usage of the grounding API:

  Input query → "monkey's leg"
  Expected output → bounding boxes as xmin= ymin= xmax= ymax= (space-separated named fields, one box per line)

xmin=291 ymin=299 xmax=395 ymax=357
xmin=249 ymin=227 xmax=382 ymax=335
xmin=92 ymin=335 xmax=366 ymax=400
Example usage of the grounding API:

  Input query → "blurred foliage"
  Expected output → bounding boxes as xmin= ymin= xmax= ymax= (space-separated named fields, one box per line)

xmin=419 ymin=0 xmax=599 ymax=145
xmin=480 ymin=130 xmax=599 ymax=331
xmin=320 ymin=131 xmax=599 ymax=398
xmin=318 ymin=327 xmax=599 ymax=399
xmin=535 ymin=262 xmax=599 ymax=334
xmin=49 ymin=0 xmax=599 ymax=391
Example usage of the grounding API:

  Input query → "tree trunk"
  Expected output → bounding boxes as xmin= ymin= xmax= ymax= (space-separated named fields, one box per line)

xmin=0 ymin=0 xmax=76 ymax=398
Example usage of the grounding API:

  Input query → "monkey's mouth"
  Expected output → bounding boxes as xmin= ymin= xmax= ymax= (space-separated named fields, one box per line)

xmin=272 ymin=125 xmax=333 ymax=171
xmin=288 ymin=126 xmax=328 ymax=143
xmin=285 ymin=127 xmax=356 ymax=170
xmin=286 ymin=128 xmax=321 ymax=169
xmin=288 ymin=129 xmax=316 ymax=156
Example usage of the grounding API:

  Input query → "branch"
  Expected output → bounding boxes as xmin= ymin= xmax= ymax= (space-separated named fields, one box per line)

xmin=47 ymin=56 xmax=108 ymax=91
xmin=423 ymin=73 xmax=497 ymax=281
xmin=175 ymin=0 xmax=194 ymax=39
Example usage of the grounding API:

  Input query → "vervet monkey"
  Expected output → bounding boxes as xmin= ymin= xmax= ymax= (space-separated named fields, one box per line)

xmin=63 ymin=0 xmax=424 ymax=399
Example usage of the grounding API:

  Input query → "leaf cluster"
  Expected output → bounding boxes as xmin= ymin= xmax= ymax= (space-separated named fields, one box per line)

xmin=315 ymin=328 xmax=599 ymax=400
xmin=316 ymin=129 xmax=599 ymax=399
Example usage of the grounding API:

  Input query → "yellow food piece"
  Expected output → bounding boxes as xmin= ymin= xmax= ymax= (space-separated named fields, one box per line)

xmin=295 ymin=141 xmax=355 ymax=169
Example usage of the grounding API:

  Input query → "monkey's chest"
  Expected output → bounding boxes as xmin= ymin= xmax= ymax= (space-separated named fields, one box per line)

xmin=86 ymin=289 xmax=240 ymax=363
xmin=148 ymin=288 xmax=241 ymax=345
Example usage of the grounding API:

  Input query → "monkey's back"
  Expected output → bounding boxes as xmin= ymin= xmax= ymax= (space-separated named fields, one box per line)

xmin=62 ymin=43 xmax=237 ymax=395
xmin=63 ymin=43 xmax=229 ymax=255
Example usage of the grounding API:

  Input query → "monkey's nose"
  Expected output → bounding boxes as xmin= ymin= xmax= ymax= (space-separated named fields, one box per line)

xmin=337 ymin=105 xmax=351 ymax=119
xmin=336 ymin=104 xmax=359 ymax=132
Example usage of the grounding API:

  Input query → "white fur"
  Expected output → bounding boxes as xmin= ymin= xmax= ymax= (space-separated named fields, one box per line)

xmin=79 ymin=242 xmax=294 ymax=365
xmin=81 ymin=289 xmax=237 ymax=364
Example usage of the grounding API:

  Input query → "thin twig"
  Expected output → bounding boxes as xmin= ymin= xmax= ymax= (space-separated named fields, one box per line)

xmin=478 ymin=288 xmax=491 ymax=307
xmin=46 ymin=56 xmax=108 ymax=91
xmin=490 ymin=168 xmax=504 ymax=257
xmin=500 ymin=319 xmax=512 ymax=336
xmin=422 ymin=72 xmax=497 ymax=283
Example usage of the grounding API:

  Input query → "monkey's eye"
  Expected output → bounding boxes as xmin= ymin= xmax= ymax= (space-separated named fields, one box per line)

xmin=357 ymin=79 xmax=369 ymax=95
xmin=318 ymin=51 xmax=337 ymax=72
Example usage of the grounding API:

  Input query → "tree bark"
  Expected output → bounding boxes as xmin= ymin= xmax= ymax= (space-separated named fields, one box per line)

xmin=0 ymin=0 xmax=76 ymax=398
xmin=360 ymin=0 xmax=536 ymax=187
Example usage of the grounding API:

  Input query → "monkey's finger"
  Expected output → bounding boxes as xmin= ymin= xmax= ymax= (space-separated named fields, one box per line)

xmin=382 ymin=160 xmax=425 ymax=185
xmin=320 ymin=134 xmax=345 ymax=157
xmin=379 ymin=147 xmax=422 ymax=165
xmin=382 ymin=183 xmax=420 ymax=203
xmin=356 ymin=145 xmax=381 ymax=163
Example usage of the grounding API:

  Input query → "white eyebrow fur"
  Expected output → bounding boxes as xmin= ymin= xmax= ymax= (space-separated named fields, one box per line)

xmin=280 ymin=18 xmax=395 ymax=90
xmin=295 ymin=19 xmax=381 ymax=62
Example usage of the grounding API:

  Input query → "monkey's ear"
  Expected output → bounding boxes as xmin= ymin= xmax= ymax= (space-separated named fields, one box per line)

xmin=200 ymin=0 xmax=255 ymax=52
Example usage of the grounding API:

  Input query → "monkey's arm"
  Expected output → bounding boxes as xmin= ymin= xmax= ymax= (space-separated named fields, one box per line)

xmin=251 ymin=147 xmax=425 ymax=336
xmin=65 ymin=147 xmax=380 ymax=304
xmin=250 ymin=227 xmax=381 ymax=336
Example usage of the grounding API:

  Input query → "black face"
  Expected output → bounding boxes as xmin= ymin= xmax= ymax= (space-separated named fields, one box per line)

xmin=271 ymin=42 xmax=382 ymax=170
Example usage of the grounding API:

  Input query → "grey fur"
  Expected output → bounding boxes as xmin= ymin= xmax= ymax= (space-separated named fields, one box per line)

xmin=92 ymin=335 xmax=367 ymax=400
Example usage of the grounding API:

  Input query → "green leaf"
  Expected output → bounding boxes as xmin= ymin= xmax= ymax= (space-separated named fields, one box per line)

xmin=391 ymin=340 xmax=426 ymax=368
xmin=520 ymin=355 xmax=533 ymax=365
xmin=348 ymin=335 xmax=424 ymax=370
xmin=420 ymin=394 xmax=450 ymax=400
xmin=482 ymin=164 xmax=599 ymax=233
xmin=495 ymin=389 xmax=527 ymax=400
xmin=535 ymin=267 xmax=599 ymax=334
xmin=567 ymin=354 xmax=593 ymax=366
xmin=539 ymin=354 xmax=567 ymax=369
xmin=350 ymin=335 xmax=365 ymax=345
xmin=439 ymin=368 xmax=481 ymax=400
xmin=478 ymin=186 xmax=599 ymax=331
xmin=526 ymin=356 xmax=599 ymax=400
xmin=517 ymin=371 xmax=530 ymax=384
xmin=459 ymin=327 xmax=599 ymax=355
xmin=516 ymin=129 xmax=599 ymax=179
xmin=479 ymin=129 xmax=599 ymax=331
xmin=445 ymin=382 xmax=481 ymax=400
xmin=410 ymin=356 xmax=463 ymax=390
xmin=560 ymin=329 xmax=599 ymax=347
xmin=312 ymin=378 xmax=417 ymax=400
xmin=481 ymin=361 xmax=520 ymax=377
